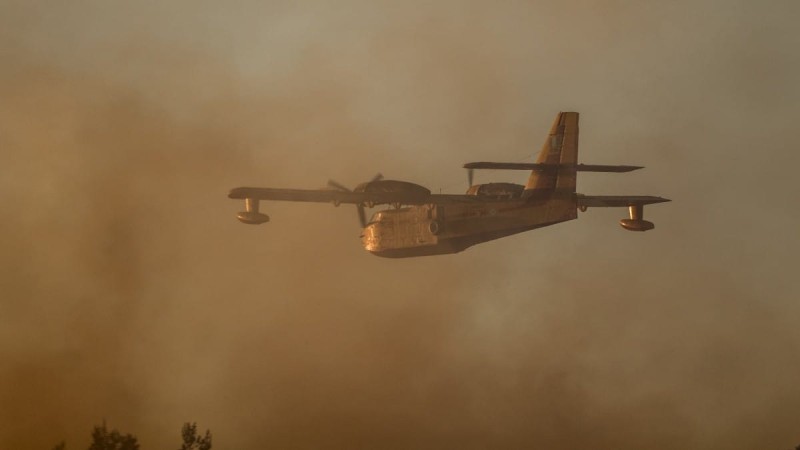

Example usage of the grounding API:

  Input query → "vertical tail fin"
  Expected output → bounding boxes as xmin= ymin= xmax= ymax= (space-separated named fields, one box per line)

xmin=524 ymin=112 xmax=579 ymax=193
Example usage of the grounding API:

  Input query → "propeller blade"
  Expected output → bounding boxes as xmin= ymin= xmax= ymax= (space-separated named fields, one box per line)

xmin=328 ymin=175 xmax=377 ymax=228
xmin=357 ymin=204 xmax=367 ymax=228
xmin=327 ymin=179 xmax=351 ymax=192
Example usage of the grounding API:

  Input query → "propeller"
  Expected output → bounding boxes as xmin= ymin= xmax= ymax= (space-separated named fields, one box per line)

xmin=326 ymin=173 xmax=383 ymax=228
xmin=326 ymin=179 xmax=351 ymax=192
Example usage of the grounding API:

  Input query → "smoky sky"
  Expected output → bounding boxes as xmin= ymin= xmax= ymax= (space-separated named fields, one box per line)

xmin=1 ymin=1 xmax=799 ymax=449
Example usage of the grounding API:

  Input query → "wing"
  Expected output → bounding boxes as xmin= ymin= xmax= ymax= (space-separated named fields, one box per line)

xmin=229 ymin=187 xmax=489 ymax=205
xmin=577 ymin=195 xmax=671 ymax=207
xmin=229 ymin=187 xmax=369 ymax=204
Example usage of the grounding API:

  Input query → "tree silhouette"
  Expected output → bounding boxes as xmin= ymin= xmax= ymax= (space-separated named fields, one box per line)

xmin=87 ymin=422 xmax=139 ymax=450
xmin=179 ymin=422 xmax=212 ymax=450
xmin=50 ymin=421 xmax=212 ymax=449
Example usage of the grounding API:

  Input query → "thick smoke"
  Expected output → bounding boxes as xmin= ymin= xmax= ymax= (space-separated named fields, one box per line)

xmin=1 ymin=1 xmax=799 ymax=449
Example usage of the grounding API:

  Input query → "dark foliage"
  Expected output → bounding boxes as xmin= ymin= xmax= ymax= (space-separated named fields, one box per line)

xmin=87 ymin=422 xmax=139 ymax=450
xmin=179 ymin=422 xmax=212 ymax=450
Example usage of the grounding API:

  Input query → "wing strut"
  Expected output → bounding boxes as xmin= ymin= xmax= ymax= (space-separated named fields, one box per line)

xmin=237 ymin=198 xmax=270 ymax=224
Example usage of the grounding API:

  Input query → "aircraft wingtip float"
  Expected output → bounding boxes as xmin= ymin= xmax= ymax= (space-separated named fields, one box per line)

xmin=229 ymin=112 xmax=670 ymax=258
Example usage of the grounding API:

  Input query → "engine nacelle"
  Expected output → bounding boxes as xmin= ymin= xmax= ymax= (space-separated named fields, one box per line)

xmin=619 ymin=204 xmax=654 ymax=231
xmin=355 ymin=180 xmax=431 ymax=196
xmin=466 ymin=182 xmax=525 ymax=197
xmin=352 ymin=179 xmax=432 ymax=206
xmin=237 ymin=198 xmax=270 ymax=225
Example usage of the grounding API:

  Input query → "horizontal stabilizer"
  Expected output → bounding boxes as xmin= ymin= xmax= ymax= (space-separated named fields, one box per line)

xmin=463 ymin=162 xmax=643 ymax=172
xmin=577 ymin=195 xmax=671 ymax=207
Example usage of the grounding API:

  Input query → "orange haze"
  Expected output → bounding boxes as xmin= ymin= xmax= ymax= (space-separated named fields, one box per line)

xmin=1 ymin=1 xmax=799 ymax=449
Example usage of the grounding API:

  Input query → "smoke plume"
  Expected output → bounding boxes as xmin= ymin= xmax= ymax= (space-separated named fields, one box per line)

xmin=1 ymin=1 xmax=799 ymax=449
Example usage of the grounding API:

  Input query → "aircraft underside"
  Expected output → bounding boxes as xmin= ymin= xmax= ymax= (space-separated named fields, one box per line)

xmin=364 ymin=221 xmax=568 ymax=258
xmin=361 ymin=198 xmax=577 ymax=258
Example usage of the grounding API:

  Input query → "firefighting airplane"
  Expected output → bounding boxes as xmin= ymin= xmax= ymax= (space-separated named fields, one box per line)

xmin=228 ymin=112 xmax=670 ymax=258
